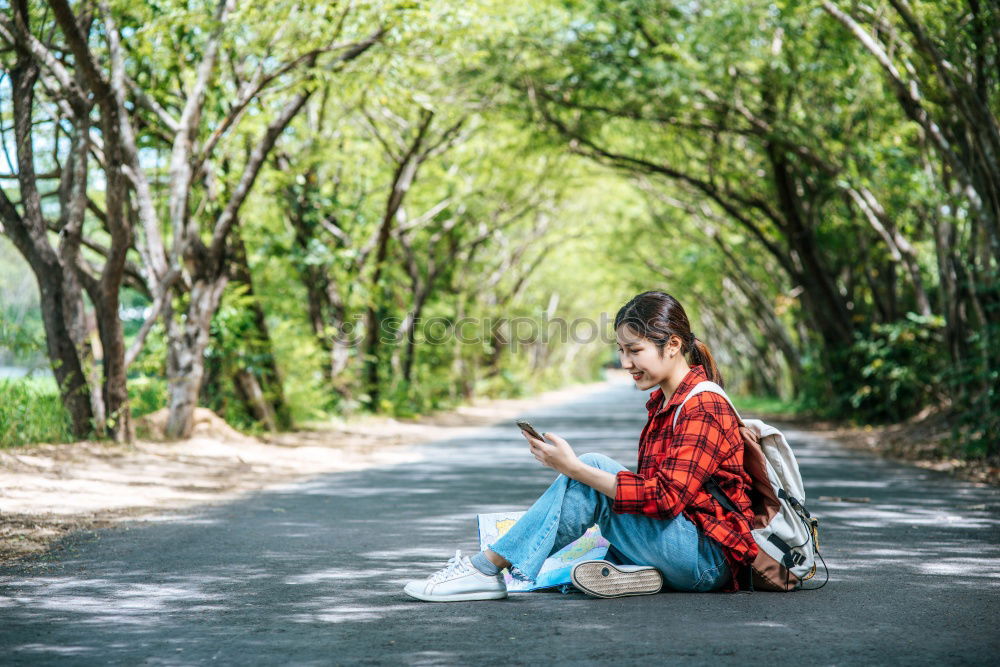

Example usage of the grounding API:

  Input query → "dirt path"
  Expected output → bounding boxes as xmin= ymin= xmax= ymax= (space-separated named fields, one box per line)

xmin=0 ymin=379 xmax=613 ymax=564
xmin=763 ymin=411 xmax=999 ymax=487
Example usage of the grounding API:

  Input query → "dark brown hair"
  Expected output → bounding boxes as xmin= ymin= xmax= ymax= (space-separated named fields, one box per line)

xmin=614 ymin=290 xmax=724 ymax=388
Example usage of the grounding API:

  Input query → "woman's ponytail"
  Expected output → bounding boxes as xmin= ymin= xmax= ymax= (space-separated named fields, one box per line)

xmin=689 ymin=336 xmax=724 ymax=389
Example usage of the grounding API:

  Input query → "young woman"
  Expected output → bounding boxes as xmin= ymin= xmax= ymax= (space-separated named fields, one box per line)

xmin=404 ymin=290 xmax=758 ymax=602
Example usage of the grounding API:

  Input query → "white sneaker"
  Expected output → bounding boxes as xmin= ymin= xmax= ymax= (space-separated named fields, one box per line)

xmin=570 ymin=559 xmax=663 ymax=598
xmin=403 ymin=550 xmax=508 ymax=602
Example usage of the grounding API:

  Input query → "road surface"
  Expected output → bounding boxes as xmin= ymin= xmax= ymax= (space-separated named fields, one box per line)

xmin=2 ymin=379 xmax=998 ymax=665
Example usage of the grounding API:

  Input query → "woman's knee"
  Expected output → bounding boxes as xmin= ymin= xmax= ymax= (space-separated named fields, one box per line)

xmin=578 ymin=452 xmax=625 ymax=473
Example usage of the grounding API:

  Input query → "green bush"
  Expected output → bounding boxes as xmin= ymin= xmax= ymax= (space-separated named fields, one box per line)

xmin=943 ymin=307 xmax=1000 ymax=460
xmin=0 ymin=378 xmax=74 ymax=447
xmin=128 ymin=375 xmax=167 ymax=418
xmin=845 ymin=314 xmax=946 ymax=423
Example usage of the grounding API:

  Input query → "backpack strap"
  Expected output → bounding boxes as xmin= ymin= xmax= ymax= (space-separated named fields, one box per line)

xmin=670 ymin=380 xmax=746 ymax=514
xmin=672 ymin=381 xmax=756 ymax=592
xmin=671 ymin=381 xmax=743 ymax=430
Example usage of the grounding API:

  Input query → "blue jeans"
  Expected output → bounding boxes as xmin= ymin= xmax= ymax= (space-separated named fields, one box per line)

xmin=489 ymin=453 xmax=731 ymax=592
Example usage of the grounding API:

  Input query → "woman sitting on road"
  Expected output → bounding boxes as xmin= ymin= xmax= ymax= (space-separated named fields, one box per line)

xmin=404 ymin=290 xmax=758 ymax=601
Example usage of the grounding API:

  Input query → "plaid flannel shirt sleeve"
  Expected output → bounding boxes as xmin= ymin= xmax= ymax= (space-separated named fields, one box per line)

xmin=612 ymin=406 xmax=730 ymax=519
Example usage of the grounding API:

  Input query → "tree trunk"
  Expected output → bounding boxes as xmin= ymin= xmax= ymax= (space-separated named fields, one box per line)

xmin=235 ymin=369 xmax=278 ymax=432
xmin=282 ymin=167 xmax=352 ymax=392
xmin=708 ymin=229 xmax=803 ymax=381
xmin=1 ymin=215 xmax=96 ymax=438
xmin=161 ymin=81 xmax=320 ymax=438
xmin=451 ymin=293 xmax=474 ymax=401
xmin=55 ymin=117 xmax=106 ymax=434
xmin=401 ymin=291 xmax=430 ymax=384
xmin=765 ymin=143 xmax=854 ymax=349
xmin=483 ymin=318 xmax=509 ymax=379
xmin=164 ymin=278 xmax=228 ymax=439
xmin=363 ymin=301 xmax=392 ymax=409
xmin=0 ymin=58 xmax=94 ymax=438
xmin=228 ymin=232 xmax=291 ymax=430
xmin=93 ymin=169 xmax=133 ymax=441
xmin=92 ymin=282 xmax=132 ymax=441
xmin=34 ymin=262 xmax=95 ymax=437
xmin=845 ymin=189 xmax=930 ymax=317
xmin=362 ymin=112 xmax=435 ymax=409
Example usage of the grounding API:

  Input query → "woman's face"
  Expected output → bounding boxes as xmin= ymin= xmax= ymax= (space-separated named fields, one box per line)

xmin=615 ymin=326 xmax=680 ymax=391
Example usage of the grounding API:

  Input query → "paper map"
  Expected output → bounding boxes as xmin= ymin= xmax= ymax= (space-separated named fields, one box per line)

xmin=477 ymin=511 xmax=610 ymax=592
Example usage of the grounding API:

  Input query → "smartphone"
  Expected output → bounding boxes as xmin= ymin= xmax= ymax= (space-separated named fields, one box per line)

xmin=516 ymin=420 xmax=545 ymax=441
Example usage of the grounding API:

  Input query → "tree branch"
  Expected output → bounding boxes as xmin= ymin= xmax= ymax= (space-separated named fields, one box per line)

xmin=197 ymin=27 xmax=388 ymax=173
xmin=208 ymin=87 xmax=314 ymax=265
xmin=125 ymin=267 xmax=181 ymax=367
xmin=536 ymin=95 xmax=796 ymax=276
xmin=46 ymin=0 xmax=111 ymax=100
xmin=165 ymin=0 xmax=235 ymax=264
xmin=821 ymin=0 xmax=976 ymax=195
xmin=125 ymin=76 xmax=180 ymax=133
xmin=1 ymin=10 xmax=87 ymax=112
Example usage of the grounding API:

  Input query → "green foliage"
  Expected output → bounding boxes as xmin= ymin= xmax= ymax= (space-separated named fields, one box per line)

xmin=269 ymin=319 xmax=337 ymax=425
xmin=944 ymin=289 xmax=1000 ymax=459
xmin=0 ymin=313 xmax=46 ymax=369
xmin=203 ymin=334 xmax=253 ymax=430
xmin=0 ymin=238 xmax=46 ymax=369
xmin=124 ymin=317 xmax=169 ymax=420
xmin=731 ymin=395 xmax=810 ymax=419
xmin=948 ymin=370 xmax=1000 ymax=460
xmin=843 ymin=314 xmax=947 ymax=423
xmin=202 ymin=284 xmax=292 ymax=432
xmin=128 ymin=376 xmax=168 ymax=419
xmin=0 ymin=378 xmax=74 ymax=448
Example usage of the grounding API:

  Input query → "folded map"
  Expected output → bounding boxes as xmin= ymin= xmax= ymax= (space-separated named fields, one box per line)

xmin=476 ymin=511 xmax=610 ymax=592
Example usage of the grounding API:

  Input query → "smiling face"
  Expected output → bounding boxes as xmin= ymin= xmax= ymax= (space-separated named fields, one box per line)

xmin=615 ymin=324 xmax=685 ymax=391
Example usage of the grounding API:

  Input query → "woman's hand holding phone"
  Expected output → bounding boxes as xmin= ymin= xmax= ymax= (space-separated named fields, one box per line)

xmin=516 ymin=420 xmax=544 ymax=440
xmin=517 ymin=421 xmax=579 ymax=475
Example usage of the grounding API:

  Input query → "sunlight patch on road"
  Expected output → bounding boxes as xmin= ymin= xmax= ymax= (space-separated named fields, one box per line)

xmin=745 ymin=621 xmax=788 ymax=628
xmin=284 ymin=567 xmax=391 ymax=584
xmin=821 ymin=503 xmax=999 ymax=529
xmin=3 ymin=574 xmax=234 ymax=624
xmin=916 ymin=559 xmax=1000 ymax=579
xmin=10 ymin=643 xmax=94 ymax=656
xmin=291 ymin=603 xmax=437 ymax=624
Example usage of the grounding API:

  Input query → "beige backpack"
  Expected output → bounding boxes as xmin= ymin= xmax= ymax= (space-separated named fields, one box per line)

xmin=675 ymin=381 xmax=828 ymax=591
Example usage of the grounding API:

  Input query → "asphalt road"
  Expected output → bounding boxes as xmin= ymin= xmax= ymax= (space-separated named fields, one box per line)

xmin=2 ymin=379 xmax=998 ymax=665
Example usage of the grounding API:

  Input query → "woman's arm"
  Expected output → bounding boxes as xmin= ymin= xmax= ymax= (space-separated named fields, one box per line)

xmin=524 ymin=432 xmax=618 ymax=498
xmin=566 ymin=459 xmax=618 ymax=498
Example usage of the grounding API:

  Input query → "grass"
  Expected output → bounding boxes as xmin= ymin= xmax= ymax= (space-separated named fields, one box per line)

xmin=0 ymin=373 xmax=178 ymax=447
xmin=731 ymin=394 xmax=811 ymax=420
xmin=0 ymin=377 xmax=74 ymax=448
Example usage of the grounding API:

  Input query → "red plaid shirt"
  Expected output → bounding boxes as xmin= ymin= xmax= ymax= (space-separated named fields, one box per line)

xmin=612 ymin=365 xmax=758 ymax=592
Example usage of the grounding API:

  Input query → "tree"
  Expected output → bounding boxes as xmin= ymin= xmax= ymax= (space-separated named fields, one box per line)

xmin=94 ymin=0 xmax=384 ymax=438
xmin=1 ymin=0 xmax=133 ymax=440
xmin=822 ymin=0 xmax=999 ymax=449
xmin=486 ymin=0 xmax=947 ymax=405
